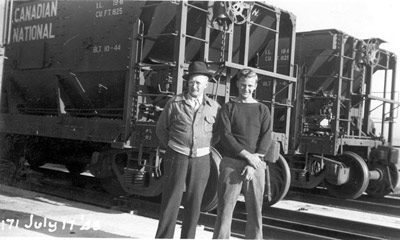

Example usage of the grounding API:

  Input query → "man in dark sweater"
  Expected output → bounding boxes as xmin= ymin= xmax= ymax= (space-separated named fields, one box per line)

xmin=213 ymin=69 xmax=272 ymax=239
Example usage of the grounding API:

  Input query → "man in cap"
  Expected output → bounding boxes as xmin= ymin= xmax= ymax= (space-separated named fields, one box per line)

xmin=155 ymin=61 xmax=220 ymax=238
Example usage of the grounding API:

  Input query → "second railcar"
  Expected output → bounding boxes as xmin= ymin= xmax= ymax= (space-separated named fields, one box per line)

xmin=287 ymin=29 xmax=400 ymax=198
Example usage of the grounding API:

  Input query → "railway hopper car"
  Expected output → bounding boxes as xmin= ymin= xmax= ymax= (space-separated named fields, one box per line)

xmin=287 ymin=29 xmax=400 ymax=199
xmin=0 ymin=0 xmax=296 ymax=210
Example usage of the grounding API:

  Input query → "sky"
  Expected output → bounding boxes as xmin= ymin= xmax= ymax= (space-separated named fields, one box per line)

xmin=0 ymin=0 xmax=399 ymax=140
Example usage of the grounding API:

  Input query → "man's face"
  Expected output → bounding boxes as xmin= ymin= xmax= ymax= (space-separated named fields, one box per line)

xmin=188 ymin=74 xmax=209 ymax=98
xmin=237 ymin=77 xmax=257 ymax=99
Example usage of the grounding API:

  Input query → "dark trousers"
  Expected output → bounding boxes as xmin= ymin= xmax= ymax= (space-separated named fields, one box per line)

xmin=155 ymin=148 xmax=210 ymax=239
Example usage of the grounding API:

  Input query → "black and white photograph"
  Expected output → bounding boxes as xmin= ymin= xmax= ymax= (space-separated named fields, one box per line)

xmin=0 ymin=1 xmax=399 ymax=239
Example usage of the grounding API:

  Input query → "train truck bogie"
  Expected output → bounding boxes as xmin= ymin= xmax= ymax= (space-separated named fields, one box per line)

xmin=323 ymin=151 xmax=369 ymax=199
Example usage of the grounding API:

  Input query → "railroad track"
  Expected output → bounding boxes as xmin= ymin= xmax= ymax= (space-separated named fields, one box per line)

xmin=287 ymin=188 xmax=400 ymax=217
xmin=1 ymin=161 xmax=400 ymax=239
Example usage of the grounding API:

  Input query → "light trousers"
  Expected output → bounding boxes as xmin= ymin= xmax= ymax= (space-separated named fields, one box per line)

xmin=213 ymin=157 xmax=265 ymax=239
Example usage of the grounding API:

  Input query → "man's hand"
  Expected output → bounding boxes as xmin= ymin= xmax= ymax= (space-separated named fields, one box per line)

xmin=242 ymin=152 xmax=264 ymax=169
xmin=241 ymin=165 xmax=256 ymax=181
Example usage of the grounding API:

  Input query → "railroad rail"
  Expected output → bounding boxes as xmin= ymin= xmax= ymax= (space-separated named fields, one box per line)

xmin=1 ymin=161 xmax=399 ymax=239
xmin=287 ymin=188 xmax=400 ymax=217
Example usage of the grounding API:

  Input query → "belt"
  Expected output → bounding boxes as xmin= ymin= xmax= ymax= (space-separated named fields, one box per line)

xmin=168 ymin=141 xmax=210 ymax=157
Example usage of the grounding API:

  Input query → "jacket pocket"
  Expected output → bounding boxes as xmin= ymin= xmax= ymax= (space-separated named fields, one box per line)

xmin=204 ymin=116 xmax=215 ymax=132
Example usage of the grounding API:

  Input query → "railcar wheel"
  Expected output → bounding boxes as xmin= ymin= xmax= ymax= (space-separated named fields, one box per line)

xmin=100 ymin=153 xmax=128 ymax=196
xmin=0 ymin=159 xmax=16 ymax=181
xmin=22 ymin=137 xmax=48 ymax=169
xmin=200 ymin=147 xmax=222 ymax=212
xmin=25 ymin=145 xmax=46 ymax=169
xmin=324 ymin=151 xmax=369 ymax=199
xmin=100 ymin=176 xmax=127 ymax=196
xmin=66 ymin=163 xmax=88 ymax=175
xmin=27 ymin=158 xmax=46 ymax=169
xmin=66 ymin=162 xmax=88 ymax=187
xmin=263 ymin=155 xmax=291 ymax=207
xmin=366 ymin=163 xmax=400 ymax=197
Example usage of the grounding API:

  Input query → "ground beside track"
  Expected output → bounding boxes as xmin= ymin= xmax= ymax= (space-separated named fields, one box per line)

xmin=0 ymin=184 xmax=231 ymax=239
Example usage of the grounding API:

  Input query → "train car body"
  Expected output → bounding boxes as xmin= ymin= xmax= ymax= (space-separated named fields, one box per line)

xmin=3 ymin=0 xmax=397 ymax=207
xmin=0 ymin=0 xmax=296 ymax=210
xmin=288 ymin=29 xmax=400 ymax=198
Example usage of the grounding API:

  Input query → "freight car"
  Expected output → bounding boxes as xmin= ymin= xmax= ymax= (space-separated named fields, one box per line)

xmin=287 ymin=30 xmax=400 ymax=199
xmin=0 ymin=0 xmax=296 ymax=210
xmin=2 ymin=0 xmax=399 ymax=210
